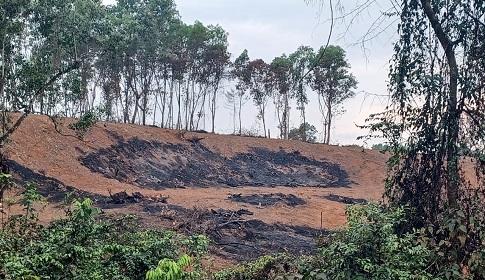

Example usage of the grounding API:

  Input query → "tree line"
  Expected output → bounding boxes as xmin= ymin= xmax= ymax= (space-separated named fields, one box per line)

xmin=0 ymin=0 xmax=357 ymax=143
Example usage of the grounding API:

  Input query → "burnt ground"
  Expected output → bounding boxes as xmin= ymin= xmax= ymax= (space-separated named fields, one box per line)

xmin=79 ymin=135 xmax=350 ymax=189
xmin=9 ymin=160 xmax=322 ymax=261
xmin=324 ymin=194 xmax=368 ymax=205
xmin=229 ymin=193 xmax=306 ymax=207
xmin=9 ymin=160 xmax=105 ymax=203
xmin=5 ymin=114 xmax=392 ymax=269
xmin=139 ymin=204 xmax=326 ymax=262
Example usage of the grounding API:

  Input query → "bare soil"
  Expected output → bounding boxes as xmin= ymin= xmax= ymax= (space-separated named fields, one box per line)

xmin=4 ymin=113 xmax=389 ymax=267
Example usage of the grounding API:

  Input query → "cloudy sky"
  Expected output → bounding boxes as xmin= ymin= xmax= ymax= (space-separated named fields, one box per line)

xmin=104 ymin=0 xmax=397 ymax=145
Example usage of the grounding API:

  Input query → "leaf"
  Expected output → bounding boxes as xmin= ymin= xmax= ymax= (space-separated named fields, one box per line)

xmin=456 ymin=210 xmax=465 ymax=218
xmin=458 ymin=225 xmax=467 ymax=233
xmin=458 ymin=235 xmax=466 ymax=247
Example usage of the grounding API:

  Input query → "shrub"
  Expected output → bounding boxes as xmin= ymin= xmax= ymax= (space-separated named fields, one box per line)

xmin=0 ymin=191 xmax=207 ymax=280
xmin=68 ymin=110 xmax=98 ymax=139
xmin=313 ymin=203 xmax=433 ymax=279
xmin=288 ymin=122 xmax=318 ymax=143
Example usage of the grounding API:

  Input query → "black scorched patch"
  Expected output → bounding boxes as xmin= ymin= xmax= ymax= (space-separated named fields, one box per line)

xmin=80 ymin=137 xmax=350 ymax=189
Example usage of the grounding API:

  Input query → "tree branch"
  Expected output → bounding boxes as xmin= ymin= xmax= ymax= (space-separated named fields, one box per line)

xmin=0 ymin=60 xmax=81 ymax=146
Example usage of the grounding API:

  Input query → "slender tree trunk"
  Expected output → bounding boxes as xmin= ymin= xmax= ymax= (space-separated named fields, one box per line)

xmin=326 ymin=100 xmax=332 ymax=144
xmin=176 ymin=80 xmax=182 ymax=130
xmin=161 ymin=71 xmax=168 ymax=128
xmin=0 ymin=36 xmax=6 ymax=113
xmin=210 ymin=83 xmax=219 ymax=133
xmin=261 ymin=106 xmax=267 ymax=138
xmin=238 ymin=93 xmax=243 ymax=135
xmin=284 ymin=91 xmax=290 ymax=139
xmin=420 ymin=0 xmax=459 ymax=209
xmin=167 ymin=77 xmax=174 ymax=129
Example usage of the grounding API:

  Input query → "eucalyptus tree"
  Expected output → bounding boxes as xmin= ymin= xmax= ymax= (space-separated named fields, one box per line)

xmin=28 ymin=0 xmax=105 ymax=116
xmin=231 ymin=49 xmax=251 ymax=135
xmin=289 ymin=45 xmax=313 ymax=141
xmin=0 ymin=0 xmax=86 ymax=144
xmin=270 ymin=54 xmax=292 ymax=139
xmin=248 ymin=59 xmax=273 ymax=138
xmin=183 ymin=21 xmax=209 ymax=130
xmin=202 ymin=24 xmax=230 ymax=133
xmin=182 ymin=22 xmax=230 ymax=132
xmin=310 ymin=45 xmax=357 ymax=144
xmin=112 ymin=0 xmax=179 ymax=126
xmin=0 ymin=0 xmax=30 ymax=114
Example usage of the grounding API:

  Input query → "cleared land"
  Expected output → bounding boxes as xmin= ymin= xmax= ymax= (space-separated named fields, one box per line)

xmin=5 ymin=113 xmax=388 ymax=266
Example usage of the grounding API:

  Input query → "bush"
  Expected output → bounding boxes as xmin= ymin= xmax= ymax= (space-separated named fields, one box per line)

xmin=313 ymin=203 xmax=433 ymax=279
xmin=68 ymin=110 xmax=98 ymax=139
xmin=0 ymin=192 xmax=207 ymax=280
xmin=288 ymin=123 xmax=318 ymax=143
xmin=212 ymin=254 xmax=319 ymax=280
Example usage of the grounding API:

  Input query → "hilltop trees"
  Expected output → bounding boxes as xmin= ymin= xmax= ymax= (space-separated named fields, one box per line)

xmin=289 ymin=46 xmax=314 ymax=141
xmin=0 ymin=0 xmax=359 ymax=143
xmin=231 ymin=49 xmax=251 ymax=135
xmin=270 ymin=55 xmax=292 ymax=139
xmin=310 ymin=45 xmax=357 ymax=144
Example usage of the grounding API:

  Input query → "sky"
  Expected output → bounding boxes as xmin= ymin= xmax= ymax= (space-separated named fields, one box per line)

xmin=103 ymin=0 xmax=397 ymax=145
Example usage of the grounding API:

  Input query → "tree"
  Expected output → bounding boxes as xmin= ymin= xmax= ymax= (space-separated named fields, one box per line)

xmin=289 ymin=46 xmax=313 ymax=142
xmin=0 ymin=0 xmax=84 ymax=145
xmin=248 ymin=59 xmax=273 ymax=138
xmin=355 ymin=0 xmax=485 ymax=273
xmin=288 ymin=122 xmax=318 ymax=143
xmin=270 ymin=54 xmax=293 ymax=139
xmin=310 ymin=45 xmax=357 ymax=144
xmin=231 ymin=49 xmax=251 ymax=135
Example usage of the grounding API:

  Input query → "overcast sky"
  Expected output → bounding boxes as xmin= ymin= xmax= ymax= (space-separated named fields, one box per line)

xmin=103 ymin=0 xmax=397 ymax=145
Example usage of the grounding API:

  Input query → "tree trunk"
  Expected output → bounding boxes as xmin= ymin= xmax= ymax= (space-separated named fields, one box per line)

xmin=238 ymin=93 xmax=243 ymax=135
xmin=326 ymin=100 xmax=332 ymax=144
xmin=420 ymin=0 xmax=459 ymax=209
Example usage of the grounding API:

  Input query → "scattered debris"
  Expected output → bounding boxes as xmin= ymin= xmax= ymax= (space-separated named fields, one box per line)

xmin=324 ymin=194 xmax=367 ymax=205
xmin=229 ymin=193 xmax=306 ymax=207
xmin=187 ymin=136 xmax=205 ymax=143
xmin=170 ymin=206 xmax=325 ymax=261
xmin=107 ymin=190 xmax=168 ymax=204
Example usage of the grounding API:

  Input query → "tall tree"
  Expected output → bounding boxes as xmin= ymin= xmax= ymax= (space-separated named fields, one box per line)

xmin=289 ymin=46 xmax=313 ymax=141
xmin=232 ymin=49 xmax=251 ymax=135
xmin=359 ymin=0 xmax=485 ymax=271
xmin=310 ymin=45 xmax=357 ymax=144
xmin=270 ymin=54 xmax=292 ymax=139
xmin=248 ymin=59 xmax=273 ymax=138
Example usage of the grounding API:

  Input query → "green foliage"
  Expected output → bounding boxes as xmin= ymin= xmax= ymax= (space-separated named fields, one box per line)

xmin=288 ymin=122 xmax=318 ymax=143
xmin=370 ymin=143 xmax=391 ymax=152
xmin=312 ymin=203 xmax=433 ymax=279
xmin=212 ymin=254 xmax=318 ymax=280
xmin=417 ymin=191 xmax=485 ymax=279
xmin=309 ymin=45 xmax=357 ymax=144
xmin=358 ymin=0 xmax=485 ymax=275
xmin=18 ymin=182 xmax=42 ymax=219
xmin=146 ymin=254 xmax=197 ymax=280
xmin=68 ymin=110 xmax=98 ymax=139
xmin=0 ymin=192 xmax=207 ymax=280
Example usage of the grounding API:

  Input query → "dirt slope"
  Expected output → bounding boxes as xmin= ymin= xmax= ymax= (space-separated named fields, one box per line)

xmin=5 ymin=113 xmax=389 ymax=264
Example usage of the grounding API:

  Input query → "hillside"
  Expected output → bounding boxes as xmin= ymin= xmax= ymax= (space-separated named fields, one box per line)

xmin=5 ymin=113 xmax=388 ymax=264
